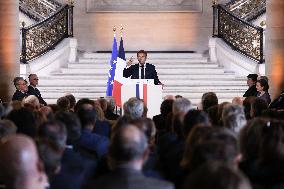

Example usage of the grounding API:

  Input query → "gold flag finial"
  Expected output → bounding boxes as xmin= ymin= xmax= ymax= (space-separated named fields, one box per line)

xmin=120 ymin=24 xmax=123 ymax=37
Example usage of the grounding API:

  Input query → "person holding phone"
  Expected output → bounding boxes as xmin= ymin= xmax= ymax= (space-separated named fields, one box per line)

xmin=123 ymin=50 xmax=162 ymax=85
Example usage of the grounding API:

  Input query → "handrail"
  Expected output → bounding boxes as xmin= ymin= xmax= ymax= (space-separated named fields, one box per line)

xmin=19 ymin=0 xmax=62 ymax=21
xmin=21 ymin=4 xmax=74 ymax=63
xmin=213 ymin=4 xmax=264 ymax=63
xmin=225 ymin=0 xmax=266 ymax=22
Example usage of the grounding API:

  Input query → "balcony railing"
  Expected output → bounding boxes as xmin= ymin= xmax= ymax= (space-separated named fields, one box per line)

xmin=21 ymin=4 xmax=73 ymax=63
xmin=213 ymin=4 xmax=264 ymax=63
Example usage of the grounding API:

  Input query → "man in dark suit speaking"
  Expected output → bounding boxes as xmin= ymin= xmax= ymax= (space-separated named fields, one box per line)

xmin=123 ymin=50 xmax=162 ymax=85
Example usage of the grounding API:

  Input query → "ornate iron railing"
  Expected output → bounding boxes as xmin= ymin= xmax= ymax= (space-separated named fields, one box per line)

xmin=19 ymin=0 xmax=62 ymax=21
xmin=226 ymin=0 xmax=266 ymax=22
xmin=21 ymin=4 xmax=74 ymax=63
xmin=213 ymin=4 xmax=264 ymax=63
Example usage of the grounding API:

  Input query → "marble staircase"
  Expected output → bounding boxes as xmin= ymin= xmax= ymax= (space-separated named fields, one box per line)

xmin=37 ymin=52 xmax=247 ymax=105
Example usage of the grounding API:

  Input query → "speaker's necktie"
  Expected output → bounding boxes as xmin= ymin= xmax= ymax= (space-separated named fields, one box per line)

xmin=141 ymin=65 xmax=144 ymax=79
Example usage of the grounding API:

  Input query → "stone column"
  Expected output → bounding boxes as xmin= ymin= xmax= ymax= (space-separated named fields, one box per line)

xmin=265 ymin=1 xmax=284 ymax=99
xmin=0 ymin=0 xmax=20 ymax=102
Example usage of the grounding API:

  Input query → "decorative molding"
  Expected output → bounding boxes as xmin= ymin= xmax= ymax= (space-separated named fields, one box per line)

xmin=85 ymin=0 xmax=203 ymax=12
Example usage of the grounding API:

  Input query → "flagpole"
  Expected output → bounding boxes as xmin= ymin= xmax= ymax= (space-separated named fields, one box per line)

xmin=113 ymin=25 xmax=116 ymax=37
xmin=120 ymin=24 xmax=123 ymax=37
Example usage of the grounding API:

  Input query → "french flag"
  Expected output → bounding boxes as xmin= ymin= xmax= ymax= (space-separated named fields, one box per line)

xmin=135 ymin=84 xmax=148 ymax=106
xmin=113 ymin=37 xmax=127 ymax=107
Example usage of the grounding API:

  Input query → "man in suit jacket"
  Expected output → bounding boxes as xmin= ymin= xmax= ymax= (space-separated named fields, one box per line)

xmin=87 ymin=124 xmax=174 ymax=189
xmin=27 ymin=74 xmax=47 ymax=106
xmin=123 ymin=50 xmax=162 ymax=85
xmin=243 ymin=74 xmax=258 ymax=97
xmin=12 ymin=77 xmax=29 ymax=101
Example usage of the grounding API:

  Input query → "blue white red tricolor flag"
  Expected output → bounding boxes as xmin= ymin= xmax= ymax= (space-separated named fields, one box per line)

xmin=106 ymin=35 xmax=118 ymax=96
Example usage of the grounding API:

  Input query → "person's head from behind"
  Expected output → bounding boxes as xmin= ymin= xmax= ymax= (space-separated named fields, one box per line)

xmin=123 ymin=97 xmax=144 ymax=121
xmin=55 ymin=111 xmax=81 ymax=146
xmin=183 ymin=109 xmax=210 ymax=138
xmin=183 ymin=128 xmax=238 ymax=173
xmin=13 ymin=77 xmax=27 ymax=92
xmin=74 ymin=98 xmax=95 ymax=112
xmin=0 ymin=120 xmax=17 ymax=141
xmin=184 ymin=162 xmax=251 ymax=189
xmin=239 ymin=118 xmax=267 ymax=162
xmin=0 ymin=134 xmax=47 ymax=189
xmin=23 ymin=95 xmax=40 ymax=110
xmin=259 ymin=119 xmax=284 ymax=164
xmin=7 ymin=107 xmax=37 ymax=137
xmin=246 ymin=74 xmax=258 ymax=87
xmin=256 ymin=79 xmax=269 ymax=93
xmin=64 ymin=93 xmax=76 ymax=112
xmin=105 ymin=96 xmax=116 ymax=112
xmin=37 ymin=121 xmax=67 ymax=180
xmin=160 ymin=99 xmax=174 ymax=117
xmin=56 ymin=96 xmax=70 ymax=112
xmin=137 ymin=50 xmax=147 ymax=65
xmin=201 ymin=92 xmax=218 ymax=112
xmin=250 ymin=97 xmax=268 ymax=118
xmin=28 ymin=74 xmax=39 ymax=87
xmin=222 ymin=104 xmax=246 ymax=133
xmin=77 ymin=108 xmax=97 ymax=129
xmin=108 ymin=124 xmax=148 ymax=170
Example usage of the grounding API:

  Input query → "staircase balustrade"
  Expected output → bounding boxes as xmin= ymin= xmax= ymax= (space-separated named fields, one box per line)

xmin=226 ymin=0 xmax=266 ymax=21
xmin=19 ymin=0 xmax=62 ymax=21
xmin=213 ymin=4 xmax=264 ymax=63
xmin=21 ymin=4 xmax=73 ymax=63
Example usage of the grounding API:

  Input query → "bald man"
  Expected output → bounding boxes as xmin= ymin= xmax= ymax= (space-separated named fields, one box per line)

xmin=87 ymin=124 xmax=174 ymax=189
xmin=0 ymin=135 xmax=48 ymax=189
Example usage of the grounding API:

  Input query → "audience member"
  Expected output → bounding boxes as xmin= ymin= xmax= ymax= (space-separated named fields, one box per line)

xmin=0 ymin=120 xmax=17 ymax=141
xmin=184 ymin=162 xmax=251 ymax=189
xmin=222 ymin=104 xmax=246 ymax=133
xmin=200 ymin=92 xmax=218 ymax=112
xmin=12 ymin=77 xmax=29 ymax=101
xmin=250 ymin=97 xmax=268 ymax=118
xmin=77 ymin=108 xmax=109 ymax=158
xmin=256 ymin=79 xmax=271 ymax=104
xmin=23 ymin=95 xmax=40 ymax=111
xmin=64 ymin=93 xmax=76 ymax=112
xmin=153 ymin=99 xmax=174 ymax=131
xmin=87 ymin=124 xmax=174 ymax=189
xmin=57 ymin=96 xmax=70 ymax=112
xmin=123 ymin=97 xmax=144 ymax=121
xmin=243 ymin=74 xmax=258 ymax=97
xmin=0 ymin=135 xmax=48 ymax=189
xmin=27 ymin=74 xmax=47 ymax=106
xmin=104 ymin=96 xmax=120 ymax=120
xmin=269 ymin=89 xmax=284 ymax=110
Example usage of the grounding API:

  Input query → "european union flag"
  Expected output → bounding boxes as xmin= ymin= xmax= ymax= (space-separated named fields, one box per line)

xmin=106 ymin=36 xmax=118 ymax=96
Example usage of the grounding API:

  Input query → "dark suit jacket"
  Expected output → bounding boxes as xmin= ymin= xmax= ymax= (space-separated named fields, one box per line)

xmin=87 ymin=168 xmax=174 ymax=189
xmin=12 ymin=90 xmax=29 ymax=101
xmin=123 ymin=63 xmax=161 ymax=85
xmin=243 ymin=85 xmax=257 ymax=97
xmin=27 ymin=85 xmax=47 ymax=105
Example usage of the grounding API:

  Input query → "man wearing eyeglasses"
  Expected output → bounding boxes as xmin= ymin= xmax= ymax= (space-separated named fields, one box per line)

xmin=12 ymin=77 xmax=29 ymax=101
xmin=27 ymin=74 xmax=47 ymax=106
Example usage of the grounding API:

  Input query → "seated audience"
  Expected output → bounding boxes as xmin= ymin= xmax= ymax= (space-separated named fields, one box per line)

xmin=64 ymin=93 xmax=76 ymax=112
xmin=269 ymin=89 xmax=284 ymax=110
xmin=250 ymin=98 xmax=268 ymax=118
xmin=57 ymin=96 xmax=70 ymax=112
xmin=0 ymin=120 xmax=17 ymax=141
xmin=256 ymin=79 xmax=271 ymax=104
xmin=243 ymin=74 xmax=258 ymax=97
xmin=200 ymin=92 xmax=218 ymax=112
xmin=104 ymin=96 xmax=120 ymax=120
xmin=0 ymin=135 xmax=48 ymax=189
xmin=27 ymin=74 xmax=47 ymax=106
xmin=12 ymin=77 xmax=29 ymax=101
xmin=86 ymin=124 xmax=174 ymax=189
xmin=184 ymin=162 xmax=251 ymax=189
xmin=123 ymin=97 xmax=144 ymax=121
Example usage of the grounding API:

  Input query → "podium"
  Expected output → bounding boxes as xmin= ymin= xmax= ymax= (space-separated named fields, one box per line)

xmin=121 ymin=79 xmax=163 ymax=118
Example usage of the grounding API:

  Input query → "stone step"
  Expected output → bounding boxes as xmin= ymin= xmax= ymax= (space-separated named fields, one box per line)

xmin=38 ymin=79 xmax=245 ymax=86
xmin=59 ymin=68 xmax=226 ymax=74
xmin=78 ymin=58 xmax=209 ymax=64
xmin=68 ymin=63 xmax=219 ymax=69
xmin=41 ymin=74 xmax=240 ymax=80
xmin=38 ymin=86 xmax=248 ymax=91
xmin=82 ymin=52 xmax=204 ymax=59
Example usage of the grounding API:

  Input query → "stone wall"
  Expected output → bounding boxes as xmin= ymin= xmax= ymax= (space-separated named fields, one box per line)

xmin=70 ymin=0 xmax=214 ymax=53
